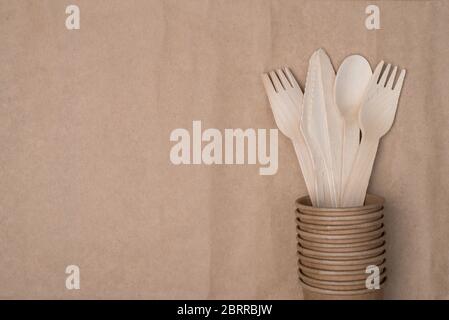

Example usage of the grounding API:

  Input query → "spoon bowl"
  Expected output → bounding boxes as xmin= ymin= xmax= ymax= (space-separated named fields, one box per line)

xmin=335 ymin=55 xmax=372 ymax=118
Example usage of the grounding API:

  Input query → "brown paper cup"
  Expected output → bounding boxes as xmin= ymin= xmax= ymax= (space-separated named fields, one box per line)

xmin=294 ymin=194 xmax=387 ymax=300
xmin=299 ymin=261 xmax=386 ymax=281
xmin=301 ymin=279 xmax=385 ymax=300
xmin=297 ymin=244 xmax=385 ymax=260
xmin=296 ymin=218 xmax=383 ymax=234
xmin=298 ymin=236 xmax=385 ymax=252
xmin=296 ymin=227 xmax=385 ymax=244
xmin=299 ymin=253 xmax=386 ymax=271
xmin=297 ymin=210 xmax=383 ymax=226
xmin=296 ymin=194 xmax=384 ymax=216
xmin=299 ymin=270 xmax=387 ymax=291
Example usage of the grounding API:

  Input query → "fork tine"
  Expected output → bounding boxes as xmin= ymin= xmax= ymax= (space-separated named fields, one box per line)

xmin=269 ymin=71 xmax=283 ymax=92
xmin=371 ymin=61 xmax=384 ymax=85
xmin=284 ymin=67 xmax=300 ymax=88
xmin=394 ymin=69 xmax=406 ymax=92
xmin=261 ymin=73 xmax=276 ymax=96
xmin=276 ymin=69 xmax=291 ymax=88
xmin=379 ymin=63 xmax=391 ymax=87
xmin=386 ymin=66 xmax=398 ymax=89
xmin=261 ymin=73 xmax=279 ymax=110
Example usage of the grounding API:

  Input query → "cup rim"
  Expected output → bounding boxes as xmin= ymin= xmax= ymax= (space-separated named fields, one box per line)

xmin=299 ymin=252 xmax=386 ymax=266
xmin=297 ymin=244 xmax=385 ymax=259
xmin=297 ymin=220 xmax=384 ymax=236
xmin=296 ymin=194 xmax=385 ymax=212
xmin=297 ymin=226 xmax=385 ymax=240
xmin=298 ymin=261 xmax=386 ymax=276
xmin=298 ymin=234 xmax=385 ymax=249
xmin=296 ymin=218 xmax=383 ymax=232
xmin=297 ymin=210 xmax=383 ymax=222
xmin=299 ymin=277 xmax=386 ymax=295
xmin=299 ymin=269 xmax=387 ymax=286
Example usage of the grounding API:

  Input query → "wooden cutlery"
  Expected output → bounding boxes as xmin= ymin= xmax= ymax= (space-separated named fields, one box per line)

xmin=262 ymin=68 xmax=318 ymax=205
xmin=342 ymin=61 xmax=406 ymax=206
xmin=262 ymin=51 xmax=406 ymax=208
xmin=334 ymin=55 xmax=372 ymax=204
xmin=302 ymin=49 xmax=341 ymax=207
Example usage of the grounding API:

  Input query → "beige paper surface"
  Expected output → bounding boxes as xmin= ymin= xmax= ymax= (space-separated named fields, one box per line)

xmin=1 ymin=0 xmax=448 ymax=299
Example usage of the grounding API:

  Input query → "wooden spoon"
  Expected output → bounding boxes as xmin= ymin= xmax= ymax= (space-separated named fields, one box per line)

xmin=334 ymin=55 xmax=372 ymax=203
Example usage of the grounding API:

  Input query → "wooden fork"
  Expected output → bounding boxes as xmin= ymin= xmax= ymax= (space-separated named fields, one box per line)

xmin=342 ymin=61 xmax=406 ymax=206
xmin=262 ymin=68 xmax=317 ymax=205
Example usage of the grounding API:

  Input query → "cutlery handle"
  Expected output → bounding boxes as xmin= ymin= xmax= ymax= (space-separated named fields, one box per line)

xmin=341 ymin=119 xmax=360 ymax=198
xmin=342 ymin=137 xmax=379 ymax=206
xmin=292 ymin=138 xmax=318 ymax=206
xmin=312 ymin=149 xmax=335 ymax=208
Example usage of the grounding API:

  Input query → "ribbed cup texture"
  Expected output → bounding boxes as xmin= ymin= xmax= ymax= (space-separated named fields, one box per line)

xmin=295 ymin=194 xmax=386 ymax=300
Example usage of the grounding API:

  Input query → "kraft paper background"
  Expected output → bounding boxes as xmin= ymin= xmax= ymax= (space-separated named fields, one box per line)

xmin=1 ymin=0 xmax=448 ymax=299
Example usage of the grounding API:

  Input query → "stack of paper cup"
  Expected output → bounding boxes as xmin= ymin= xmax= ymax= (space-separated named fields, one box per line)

xmin=296 ymin=194 xmax=386 ymax=300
